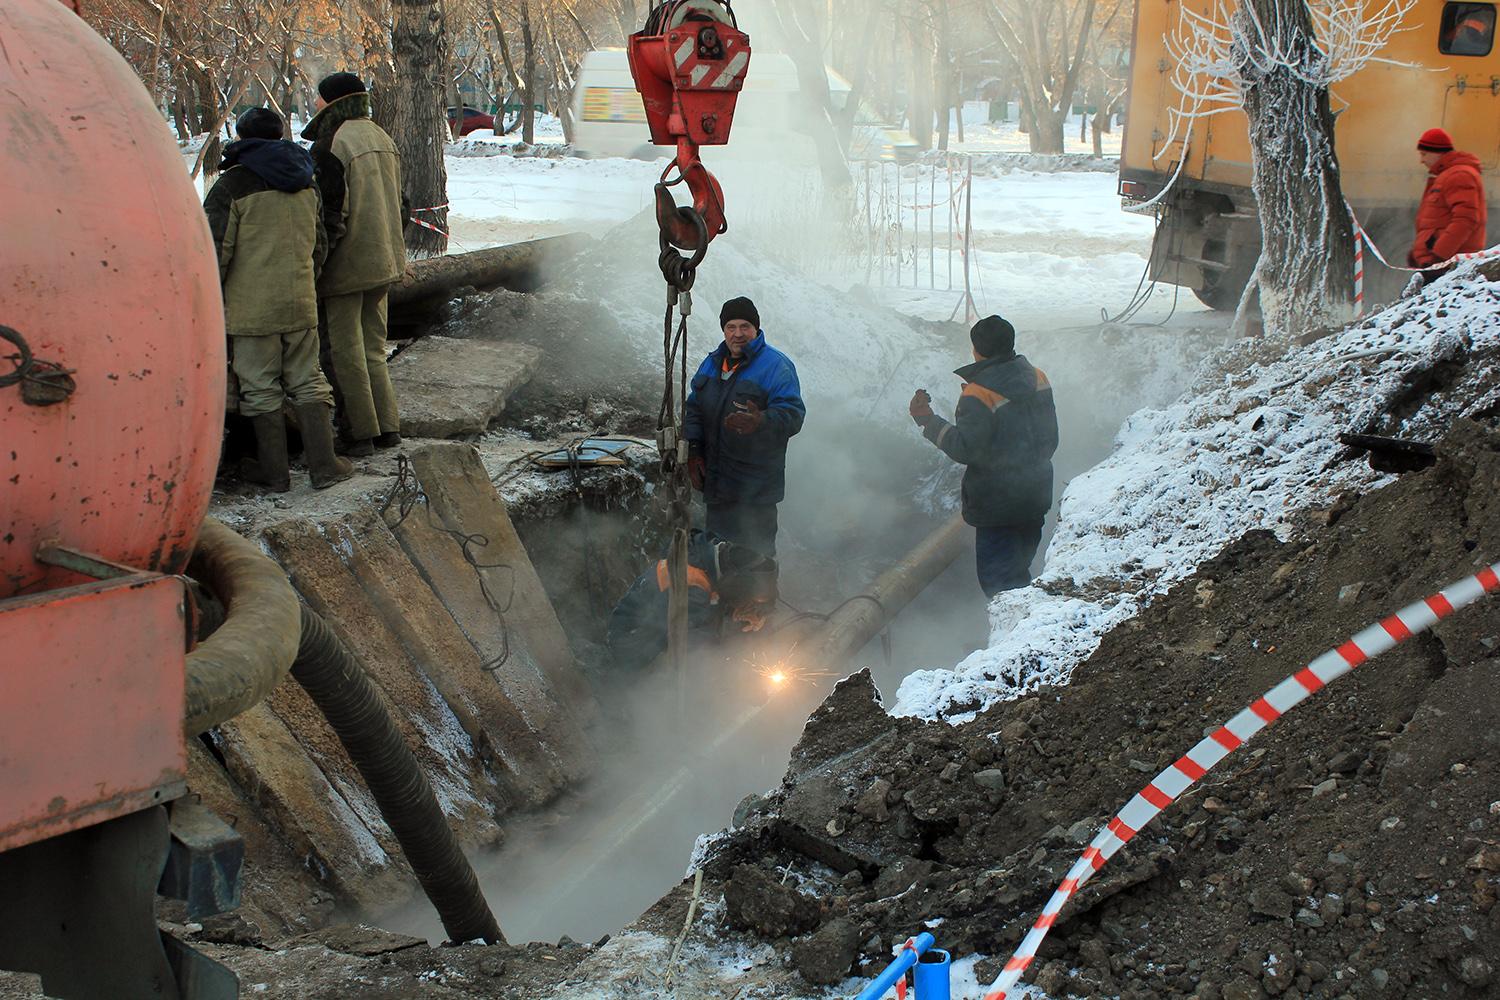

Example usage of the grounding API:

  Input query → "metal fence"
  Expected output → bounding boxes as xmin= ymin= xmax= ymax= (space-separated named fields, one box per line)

xmin=853 ymin=153 xmax=977 ymax=320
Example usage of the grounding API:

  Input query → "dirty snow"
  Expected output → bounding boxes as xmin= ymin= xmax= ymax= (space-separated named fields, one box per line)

xmin=894 ymin=264 xmax=1500 ymax=719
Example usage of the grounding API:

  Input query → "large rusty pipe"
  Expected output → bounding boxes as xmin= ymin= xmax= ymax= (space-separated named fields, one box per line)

xmin=388 ymin=233 xmax=592 ymax=306
xmin=183 ymin=518 xmax=302 ymax=735
xmin=786 ymin=514 xmax=970 ymax=669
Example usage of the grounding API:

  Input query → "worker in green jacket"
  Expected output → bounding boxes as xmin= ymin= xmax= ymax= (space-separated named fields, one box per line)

xmin=203 ymin=107 xmax=353 ymax=492
xmin=302 ymin=72 xmax=407 ymax=456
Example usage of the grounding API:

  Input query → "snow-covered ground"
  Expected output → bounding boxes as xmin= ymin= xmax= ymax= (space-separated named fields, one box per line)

xmin=893 ymin=263 xmax=1500 ymax=718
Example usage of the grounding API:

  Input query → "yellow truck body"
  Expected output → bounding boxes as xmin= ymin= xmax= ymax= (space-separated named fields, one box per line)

xmin=1120 ymin=0 xmax=1499 ymax=307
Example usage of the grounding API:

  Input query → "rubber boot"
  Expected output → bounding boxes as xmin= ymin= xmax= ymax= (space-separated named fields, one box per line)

xmin=337 ymin=434 xmax=376 ymax=458
xmin=297 ymin=403 xmax=354 ymax=489
xmin=241 ymin=411 xmax=291 ymax=493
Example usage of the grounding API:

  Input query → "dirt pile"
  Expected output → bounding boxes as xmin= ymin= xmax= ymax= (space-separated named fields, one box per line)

xmin=685 ymin=417 xmax=1500 ymax=998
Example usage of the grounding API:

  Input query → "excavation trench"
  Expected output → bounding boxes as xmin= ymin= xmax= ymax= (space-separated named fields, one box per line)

xmin=383 ymin=460 xmax=983 ymax=947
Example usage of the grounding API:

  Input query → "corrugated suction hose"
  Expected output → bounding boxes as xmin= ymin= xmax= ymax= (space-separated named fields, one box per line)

xmin=183 ymin=518 xmax=503 ymax=944
xmin=290 ymin=605 xmax=505 ymax=945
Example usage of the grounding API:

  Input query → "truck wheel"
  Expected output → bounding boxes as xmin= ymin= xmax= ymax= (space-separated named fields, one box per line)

xmin=1192 ymin=224 xmax=1257 ymax=311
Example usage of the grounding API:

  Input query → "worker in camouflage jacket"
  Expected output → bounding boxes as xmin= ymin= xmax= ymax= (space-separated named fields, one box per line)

xmin=684 ymin=297 xmax=806 ymax=558
xmin=910 ymin=315 xmax=1058 ymax=597
xmin=301 ymin=72 xmax=407 ymax=456
xmin=203 ymin=107 xmax=352 ymax=493
xmin=606 ymin=530 xmax=778 ymax=673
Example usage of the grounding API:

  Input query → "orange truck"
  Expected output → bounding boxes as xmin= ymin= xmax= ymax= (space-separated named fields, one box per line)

xmin=1119 ymin=0 xmax=1500 ymax=308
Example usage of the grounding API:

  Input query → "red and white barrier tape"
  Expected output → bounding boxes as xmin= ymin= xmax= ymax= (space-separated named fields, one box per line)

xmin=982 ymin=561 xmax=1500 ymax=1000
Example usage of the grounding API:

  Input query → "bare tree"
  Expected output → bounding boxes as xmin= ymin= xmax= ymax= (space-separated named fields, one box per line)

xmin=1167 ymin=0 xmax=1413 ymax=335
xmin=393 ymin=0 xmax=452 ymax=255
xmin=982 ymin=0 xmax=1097 ymax=154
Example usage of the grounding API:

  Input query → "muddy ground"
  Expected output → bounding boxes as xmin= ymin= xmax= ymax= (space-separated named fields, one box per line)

xmin=675 ymin=417 xmax=1500 ymax=999
xmin=186 ymin=418 xmax=1500 ymax=999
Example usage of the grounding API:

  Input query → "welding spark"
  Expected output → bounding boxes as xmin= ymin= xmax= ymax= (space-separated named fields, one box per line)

xmin=752 ymin=659 xmax=833 ymax=692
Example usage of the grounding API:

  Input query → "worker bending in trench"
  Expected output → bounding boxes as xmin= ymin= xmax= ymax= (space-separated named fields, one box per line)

xmin=684 ymin=297 xmax=805 ymax=558
xmin=203 ymin=108 xmax=353 ymax=493
xmin=909 ymin=315 xmax=1058 ymax=597
xmin=303 ymin=72 xmax=408 ymax=457
xmin=606 ymin=531 xmax=779 ymax=673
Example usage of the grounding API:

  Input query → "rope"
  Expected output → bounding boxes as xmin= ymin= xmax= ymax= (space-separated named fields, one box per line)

xmin=380 ymin=454 xmax=517 ymax=674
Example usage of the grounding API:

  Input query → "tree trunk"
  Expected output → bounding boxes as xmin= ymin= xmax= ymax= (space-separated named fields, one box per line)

xmin=521 ymin=0 xmax=535 ymax=145
xmin=1028 ymin=104 xmax=1065 ymax=154
xmin=359 ymin=0 xmax=398 ymax=128
xmin=1236 ymin=0 xmax=1356 ymax=337
xmin=906 ymin=17 xmax=934 ymax=150
xmin=393 ymin=0 xmax=451 ymax=256
xmin=936 ymin=0 xmax=952 ymax=151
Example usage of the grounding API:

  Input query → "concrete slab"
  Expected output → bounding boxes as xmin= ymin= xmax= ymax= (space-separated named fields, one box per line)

xmin=349 ymin=507 xmax=566 ymax=808
xmin=388 ymin=337 xmax=543 ymax=439
xmin=262 ymin=516 xmax=501 ymax=847
xmin=184 ymin=741 xmax=333 ymax=939
xmin=386 ymin=499 xmax=593 ymax=788
xmin=408 ymin=444 xmax=597 ymax=724
xmin=214 ymin=702 xmax=413 ymax=916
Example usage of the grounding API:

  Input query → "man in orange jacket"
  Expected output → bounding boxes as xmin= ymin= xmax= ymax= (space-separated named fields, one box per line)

xmin=1408 ymin=128 xmax=1488 ymax=281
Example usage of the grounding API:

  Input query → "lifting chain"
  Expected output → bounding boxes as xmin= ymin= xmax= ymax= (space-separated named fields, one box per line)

xmin=655 ymin=196 xmax=709 ymax=718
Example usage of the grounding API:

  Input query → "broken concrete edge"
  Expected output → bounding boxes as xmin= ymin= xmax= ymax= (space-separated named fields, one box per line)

xmin=406 ymin=441 xmax=599 ymax=722
xmin=388 ymin=339 xmax=545 ymax=440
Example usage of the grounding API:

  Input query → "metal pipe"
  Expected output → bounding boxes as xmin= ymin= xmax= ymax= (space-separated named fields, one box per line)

xmin=854 ymin=932 xmax=935 ymax=1000
xmin=792 ymin=515 xmax=969 ymax=669
xmin=183 ymin=518 xmax=302 ymax=736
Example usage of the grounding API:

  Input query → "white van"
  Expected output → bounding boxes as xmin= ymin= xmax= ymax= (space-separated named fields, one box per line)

xmin=570 ymin=49 xmax=838 ymax=163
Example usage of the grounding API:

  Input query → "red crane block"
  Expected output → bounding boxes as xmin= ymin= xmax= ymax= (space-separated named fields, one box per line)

xmin=628 ymin=0 xmax=752 ymax=249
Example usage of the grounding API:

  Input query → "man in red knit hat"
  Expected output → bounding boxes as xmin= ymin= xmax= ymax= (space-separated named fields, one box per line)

xmin=1408 ymin=128 xmax=1488 ymax=280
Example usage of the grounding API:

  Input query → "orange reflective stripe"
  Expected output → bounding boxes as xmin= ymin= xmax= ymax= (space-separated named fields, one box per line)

xmin=1034 ymin=367 xmax=1051 ymax=390
xmin=656 ymin=560 xmax=716 ymax=597
xmin=960 ymin=381 xmax=1008 ymax=410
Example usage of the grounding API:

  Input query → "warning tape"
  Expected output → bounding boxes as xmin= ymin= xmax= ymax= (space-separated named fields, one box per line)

xmin=1347 ymin=202 xmax=1500 ymax=279
xmin=408 ymin=215 xmax=450 ymax=239
xmin=410 ymin=203 xmax=449 ymax=214
xmin=981 ymin=561 xmax=1500 ymax=1000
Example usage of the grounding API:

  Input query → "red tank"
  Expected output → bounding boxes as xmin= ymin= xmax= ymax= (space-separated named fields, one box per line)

xmin=1 ymin=0 xmax=225 ymax=598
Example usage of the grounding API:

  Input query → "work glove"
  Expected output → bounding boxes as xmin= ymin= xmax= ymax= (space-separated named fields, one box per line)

xmin=687 ymin=454 xmax=707 ymax=491
xmin=909 ymin=388 xmax=934 ymax=427
xmin=724 ymin=399 xmax=766 ymax=435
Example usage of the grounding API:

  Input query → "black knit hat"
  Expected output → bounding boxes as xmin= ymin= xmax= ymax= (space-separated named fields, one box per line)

xmin=970 ymin=315 xmax=1016 ymax=358
xmin=235 ymin=107 xmax=285 ymax=141
xmin=318 ymin=72 xmax=368 ymax=103
xmin=719 ymin=296 xmax=760 ymax=330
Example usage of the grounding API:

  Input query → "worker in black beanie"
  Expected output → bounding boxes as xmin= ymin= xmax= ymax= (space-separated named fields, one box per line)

xmin=301 ymin=71 xmax=407 ymax=457
xmin=317 ymin=72 xmax=368 ymax=106
xmin=683 ymin=296 xmax=805 ymax=559
xmin=909 ymin=314 xmax=1058 ymax=597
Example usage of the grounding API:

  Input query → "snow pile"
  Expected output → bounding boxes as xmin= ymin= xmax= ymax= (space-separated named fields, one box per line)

xmin=894 ymin=264 xmax=1500 ymax=718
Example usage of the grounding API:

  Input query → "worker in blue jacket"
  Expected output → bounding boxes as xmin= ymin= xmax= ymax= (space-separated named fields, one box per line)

xmin=684 ymin=297 xmax=806 ymax=558
xmin=910 ymin=315 xmax=1058 ymax=597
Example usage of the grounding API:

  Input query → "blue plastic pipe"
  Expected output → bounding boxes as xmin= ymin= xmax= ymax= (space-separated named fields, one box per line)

xmin=913 ymin=948 xmax=951 ymax=1000
xmin=853 ymin=932 xmax=935 ymax=1000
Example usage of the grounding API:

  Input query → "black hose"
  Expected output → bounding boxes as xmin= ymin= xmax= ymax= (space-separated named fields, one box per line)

xmin=290 ymin=606 xmax=506 ymax=945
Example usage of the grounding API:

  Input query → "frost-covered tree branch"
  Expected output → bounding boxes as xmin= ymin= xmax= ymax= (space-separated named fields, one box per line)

xmin=1157 ymin=0 xmax=1413 ymax=339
